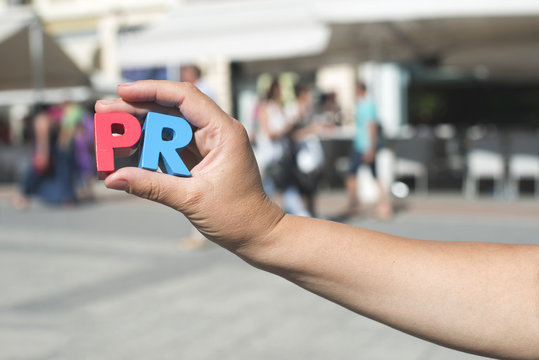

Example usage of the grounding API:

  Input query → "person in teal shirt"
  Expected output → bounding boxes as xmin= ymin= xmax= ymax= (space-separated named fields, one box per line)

xmin=345 ymin=82 xmax=392 ymax=219
xmin=354 ymin=98 xmax=376 ymax=152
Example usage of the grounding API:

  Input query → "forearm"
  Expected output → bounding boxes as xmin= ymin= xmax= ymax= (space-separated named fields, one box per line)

xmin=244 ymin=214 xmax=539 ymax=360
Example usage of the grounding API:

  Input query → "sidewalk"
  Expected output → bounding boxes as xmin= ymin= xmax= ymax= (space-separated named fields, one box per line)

xmin=0 ymin=183 xmax=537 ymax=360
xmin=2 ymin=182 xmax=538 ymax=219
xmin=310 ymin=189 xmax=539 ymax=220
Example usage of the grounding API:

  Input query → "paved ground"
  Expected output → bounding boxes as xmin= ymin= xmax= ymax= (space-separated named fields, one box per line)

xmin=0 ymin=184 xmax=537 ymax=360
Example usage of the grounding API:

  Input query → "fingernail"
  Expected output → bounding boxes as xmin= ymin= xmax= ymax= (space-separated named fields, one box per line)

xmin=118 ymin=82 xmax=135 ymax=88
xmin=97 ymin=98 xmax=116 ymax=105
xmin=107 ymin=179 xmax=129 ymax=192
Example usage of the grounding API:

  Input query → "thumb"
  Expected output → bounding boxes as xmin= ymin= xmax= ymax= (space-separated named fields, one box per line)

xmin=105 ymin=167 xmax=193 ymax=210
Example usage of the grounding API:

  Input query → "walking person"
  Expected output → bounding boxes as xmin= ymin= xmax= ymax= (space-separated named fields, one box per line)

xmin=345 ymin=82 xmax=392 ymax=219
xmin=13 ymin=104 xmax=78 ymax=208
xmin=288 ymin=84 xmax=324 ymax=217
xmin=256 ymin=79 xmax=310 ymax=217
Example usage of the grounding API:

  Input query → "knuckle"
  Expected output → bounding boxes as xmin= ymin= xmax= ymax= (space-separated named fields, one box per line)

xmin=139 ymin=178 xmax=164 ymax=203
xmin=181 ymin=82 xmax=198 ymax=94
xmin=182 ymin=188 xmax=204 ymax=210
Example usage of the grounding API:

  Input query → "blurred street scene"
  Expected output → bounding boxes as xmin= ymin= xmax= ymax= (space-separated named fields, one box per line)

xmin=1 ymin=0 xmax=538 ymax=358
xmin=1 ymin=0 xmax=539 ymax=203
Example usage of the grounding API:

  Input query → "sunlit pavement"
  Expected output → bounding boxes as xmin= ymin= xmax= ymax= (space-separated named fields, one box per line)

xmin=0 ymin=184 xmax=537 ymax=360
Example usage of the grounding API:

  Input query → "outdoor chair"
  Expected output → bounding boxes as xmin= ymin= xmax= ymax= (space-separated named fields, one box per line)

xmin=463 ymin=134 xmax=505 ymax=198
xmin=391 ymin=137 xmax=433 ymax=194
xmin=507 ymin=131 xmax=539 ymax=198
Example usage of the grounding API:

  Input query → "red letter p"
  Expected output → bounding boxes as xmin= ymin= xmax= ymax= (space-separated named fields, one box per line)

xmin=94 ymin=113 xmax=142 ymax=180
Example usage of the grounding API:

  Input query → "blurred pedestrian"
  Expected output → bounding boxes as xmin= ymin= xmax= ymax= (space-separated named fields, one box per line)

xmin=317 ymin=91 xmax=342 ymax=126
xmin=345 ymin=82 xmax=392 ymax=219
xmin=73 ymin=109 xmax=96 ymax=200
xmin=12 ymin=104 xmax=77 ymax=209
xmin=288 ymin=84 xmax=324 ymax=217
xmin=256 ymin=79 xmax=310 ymax=217
xmin=180 ymin=64 xmax=216 ymax=101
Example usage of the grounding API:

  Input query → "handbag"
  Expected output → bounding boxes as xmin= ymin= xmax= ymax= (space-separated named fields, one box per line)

xmin=267 ymin=137 xmax=295 ymax=190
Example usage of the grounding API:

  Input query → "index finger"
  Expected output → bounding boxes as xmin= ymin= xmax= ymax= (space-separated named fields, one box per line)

xmin=95 ymin=98 xmax=185 ymax=121
xmin=115 ymin=80 xmax=233 ymax=130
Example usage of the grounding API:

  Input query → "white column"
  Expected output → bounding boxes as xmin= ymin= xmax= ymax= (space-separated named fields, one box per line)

xmin=202 ymin=58 xmax=232 ymax=114
xmin=360 ymin=62 xmax=407 ymax=137
xmin=98 ymin=13 xmax=120 ymax=83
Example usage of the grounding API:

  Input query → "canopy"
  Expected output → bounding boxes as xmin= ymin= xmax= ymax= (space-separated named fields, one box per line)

xmin=118 ymin=0 xmax=330 ymax=68
xmin=0 ymin=7 xmax=90 ymax=104
xmin=316 ymin=0 xmax=539 ymax=22
xmin=317 ymin=0 xmax=539 ymax=77
xmin=118 ymin=0 xmax=539 ymax=79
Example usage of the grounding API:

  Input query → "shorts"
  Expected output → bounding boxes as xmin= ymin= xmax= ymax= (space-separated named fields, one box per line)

xmin=348 ymin=148 xmax=377 ymax=177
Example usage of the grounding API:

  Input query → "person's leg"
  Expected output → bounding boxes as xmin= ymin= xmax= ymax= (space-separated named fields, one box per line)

xmin=345 ymin=149 xmax=362 ymax=215
xmin=370 ymin=160 xmax=393 ymax=220
xmin=283 ymin=186 xmax=311 ymax=217
xmin=345 ymin=174 xmax=359 ymax=215
xmin=305 ymin=190 xmax=317 ymax=218
xmin=13 ymin=159 xmax=38 ymax=210
xmin=374 ymin=180 xmax=393 ymax=219
xmin=41 ymin=147 xmax=77 ymax=205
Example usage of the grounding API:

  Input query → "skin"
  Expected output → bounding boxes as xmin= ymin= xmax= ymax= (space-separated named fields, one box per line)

xmin=96 ymin=80 xmax=539 ymax=360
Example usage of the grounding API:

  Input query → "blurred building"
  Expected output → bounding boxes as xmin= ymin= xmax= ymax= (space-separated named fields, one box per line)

xmin=2 ymin=0 xmax=539 ymax=127
xmin=1 ymin=0 xmax=539 ymax=194
xmin=1 ymin=0 xmax=175 ymax=92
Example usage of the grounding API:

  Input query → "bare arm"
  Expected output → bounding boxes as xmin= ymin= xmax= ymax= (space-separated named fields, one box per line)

xmin=252 ymin=215 xmax=539 ymax=360
xmin=96 ymin=81 xmax=539 ymax=360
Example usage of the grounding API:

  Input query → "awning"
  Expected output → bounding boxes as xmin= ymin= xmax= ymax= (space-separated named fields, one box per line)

xmin=0 ymin=7 xmax=90 ymax=104
xmin=315 ymin=0 xmax=539 ymax=23
xmin=318 ymin=15 xmax=539 ymax=79
xmin=118 ymin=0 xmax=330 ymax=68
xmin=118 ymin=0 xmax=539 ymax=79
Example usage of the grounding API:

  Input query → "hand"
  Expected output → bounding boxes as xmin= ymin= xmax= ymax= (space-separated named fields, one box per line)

xmin=95 ymin=81 xmax=284 ymax=258
xmin=32 ymin=152 xmax=49 ymax=173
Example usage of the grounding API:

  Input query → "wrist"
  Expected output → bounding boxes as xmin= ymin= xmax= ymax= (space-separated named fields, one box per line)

xmin=247 ymin=212 xmax=295 ymax=274
xmin=237 ymin=211 xmax=314 ymax=278
xmin=231 ymin=194 xmax=287 ymax=266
